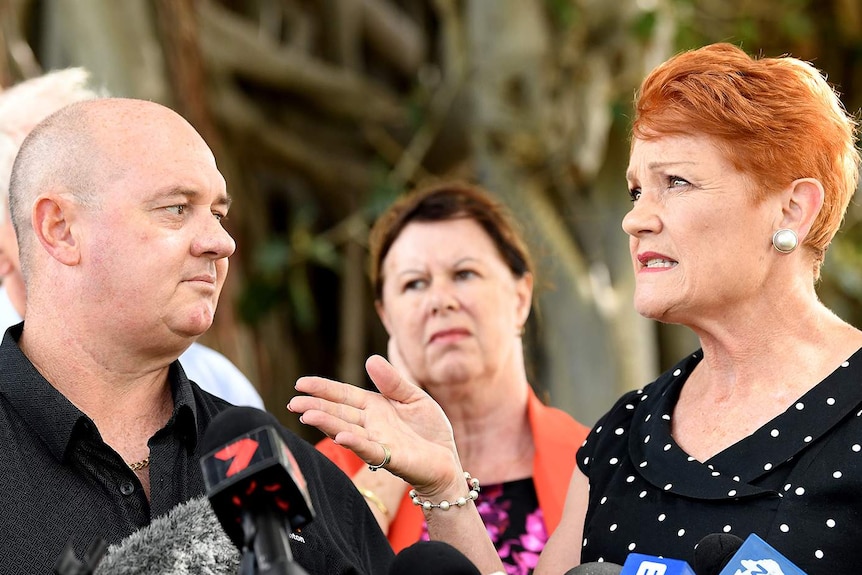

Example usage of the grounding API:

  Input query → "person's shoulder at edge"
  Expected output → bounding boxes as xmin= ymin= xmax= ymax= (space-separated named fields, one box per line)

xmin=179 ymin=342 xmax=266 ymax=410
xmin=0 ymin=284 xmax=21 ymax=333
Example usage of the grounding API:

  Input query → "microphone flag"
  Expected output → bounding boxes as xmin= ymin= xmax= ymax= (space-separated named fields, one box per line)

xmin=200 ymin=423 xmax=314 ymax=549
xmin=620 ymin=553 xmax=696 ymax=575
xmin=717 ymin=534 xmax=807 ymax=575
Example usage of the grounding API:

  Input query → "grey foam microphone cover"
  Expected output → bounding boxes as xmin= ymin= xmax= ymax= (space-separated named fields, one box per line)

xmin=94 ymin=496 xmax=239 ymax=575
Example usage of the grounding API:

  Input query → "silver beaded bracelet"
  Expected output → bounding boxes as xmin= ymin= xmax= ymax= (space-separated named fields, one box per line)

xmin=409 ymin=471 xmax=481 ymax=511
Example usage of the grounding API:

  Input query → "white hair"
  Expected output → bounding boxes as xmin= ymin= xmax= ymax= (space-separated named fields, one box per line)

xmin=0 ymin=68 xmax=103 ymax=217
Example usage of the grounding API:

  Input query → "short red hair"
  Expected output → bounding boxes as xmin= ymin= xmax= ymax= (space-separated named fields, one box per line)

xmin=633 ymin=43 xmax=860 ymax=274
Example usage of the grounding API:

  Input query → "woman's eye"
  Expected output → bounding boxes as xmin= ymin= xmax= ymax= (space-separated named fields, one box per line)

xmin=628 ymin=188 xmax=641 ymax=202
xmin=404 ymin=279 xmax=427 ymax=291
xmin=454 ymin=270 xmax=477 ymax=280
xmin=668 ymin=175 xmax=690 ymax=188
xmin=213 ymin=211 xmax=226 ymax=222
xmin=166 ymin=205 xmax=186 ymax=216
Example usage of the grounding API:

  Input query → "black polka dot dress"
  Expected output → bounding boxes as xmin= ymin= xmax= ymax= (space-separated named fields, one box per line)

xmin=577 ymin=349 xmax=862 ymax=574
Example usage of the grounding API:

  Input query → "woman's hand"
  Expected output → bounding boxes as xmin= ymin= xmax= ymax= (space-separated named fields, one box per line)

xmin=288 ymin=355 xmax=465 ymax=497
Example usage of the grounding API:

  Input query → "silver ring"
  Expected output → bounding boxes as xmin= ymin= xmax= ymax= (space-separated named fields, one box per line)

xmin=368 ymin=443 xmax=391 ymax=472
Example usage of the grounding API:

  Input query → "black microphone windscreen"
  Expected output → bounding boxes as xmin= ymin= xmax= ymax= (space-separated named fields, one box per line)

xmin=200 ymin=405 xmax=279 ymax=454
xmin=388 ymin=541 xmax=481 ymax=575
xmin=693 ymin=533 xmax=745 ymax=575
xmin=200 ymin=405 xmax=315 ymax=550
xmin=563 ymin=561 xmax=624 ymax=575
xmin=93 ymin=496 xmax=238 ymax=575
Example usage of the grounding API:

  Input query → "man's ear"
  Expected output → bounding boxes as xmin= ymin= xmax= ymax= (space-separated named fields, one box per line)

xmin=778 ymin=178 xmax=825 ymax=240
xmin=32 ymin=194 xmax=81 ymax=266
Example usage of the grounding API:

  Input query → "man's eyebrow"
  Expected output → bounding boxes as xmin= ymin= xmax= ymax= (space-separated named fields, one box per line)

xmin=152 ymin=187 xmax=232 ymax=208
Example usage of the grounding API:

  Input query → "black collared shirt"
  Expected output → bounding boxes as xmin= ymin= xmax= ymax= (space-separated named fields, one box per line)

xmin=0 ymin=324 xmax=393 ymax=574
xmin=577 ymin=348 xmax=862 ymax=574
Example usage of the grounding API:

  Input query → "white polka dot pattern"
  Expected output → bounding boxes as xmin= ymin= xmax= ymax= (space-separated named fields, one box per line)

xmin=575 ymin=348 xmax=862 ymax=574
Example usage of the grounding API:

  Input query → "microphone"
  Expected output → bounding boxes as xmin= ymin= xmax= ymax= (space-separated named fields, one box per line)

xmin=619 ymin=553 xmax=696 ymax=575
xmin=388 ymin=541 xmax=481 ymax=575
xmin=713 ymin=534 xmax=807 ymax=575
xmin=564 ymin=562 xmax=624 ymax=574
xmin=200 ymin=406 xmax=315 ymax=575
xmin=93 ymin=496 xmax=239 ymax=574
xmin=693 ymin=533 xmax=744 ymax=575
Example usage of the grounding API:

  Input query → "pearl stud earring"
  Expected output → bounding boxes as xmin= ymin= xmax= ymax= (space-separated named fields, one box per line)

xmin=772 ymin=229 xmax=798 ymax=253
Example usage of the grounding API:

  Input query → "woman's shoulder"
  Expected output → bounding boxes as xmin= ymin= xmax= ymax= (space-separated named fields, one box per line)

xmin=626 ymin=349 xmax=703 ymax=406
xmin=582 ymin=351 xmax=702 ymax=444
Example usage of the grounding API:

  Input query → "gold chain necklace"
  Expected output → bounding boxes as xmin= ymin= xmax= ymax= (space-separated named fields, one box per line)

xmin=128 ymin=456 xmax=150 ymax=471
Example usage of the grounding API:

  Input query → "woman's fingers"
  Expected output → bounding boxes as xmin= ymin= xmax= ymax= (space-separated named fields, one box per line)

xmin=295 ymin=408 xmax=349 ymax=439
xmin=289 ymin=355 xmax=460 ymax=490
xmin=289 ymin=392 xmax=361 ymax=424
xmin=291 ymin=357 xmax=428 ymax=417
xmin=294 ymin=375 xmax=366 ymax=408
xmin=290 ymin=389 xmax=403 ymax=474
xmin=365 ymin=354 xmax=425 ymax=403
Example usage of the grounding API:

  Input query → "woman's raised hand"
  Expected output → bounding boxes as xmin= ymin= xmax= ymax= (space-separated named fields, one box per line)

xmin=288 ymin=354 xmax=465 ymax=497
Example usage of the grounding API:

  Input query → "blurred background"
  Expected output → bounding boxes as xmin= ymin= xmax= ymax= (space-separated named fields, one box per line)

xmin=1 ymin=0 xmax=860 ymax=439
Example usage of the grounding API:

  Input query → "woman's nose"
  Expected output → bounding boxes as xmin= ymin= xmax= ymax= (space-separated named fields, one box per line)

xmin=428 ymin=284 xmax=459 ymax=315
xmin=622 ymin=194 xmax=661 ymax=238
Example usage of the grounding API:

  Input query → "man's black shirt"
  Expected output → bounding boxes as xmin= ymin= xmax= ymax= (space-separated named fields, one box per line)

xmin=0 ymin=324 xmax=394 ymax=574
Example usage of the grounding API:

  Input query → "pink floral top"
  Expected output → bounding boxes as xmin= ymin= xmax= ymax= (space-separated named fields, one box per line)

xmin=421 ymin=478 xmax=546 ymax=574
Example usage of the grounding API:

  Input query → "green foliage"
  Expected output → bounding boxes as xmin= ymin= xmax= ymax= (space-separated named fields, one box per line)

xmin=238 ymin=204 xmax=341 ymax=331
xmin=545 ymin=0 xmax=580 ymax=29
xmin=366 ymin=166 xmax=407 ymax=220
xmin=631 ymin=10 xmax=658 ymax=42
xmin=237 ymin=274 xmax=284 ymax=325
xmin=671 ymin=0 xmax=817 ymax=51
xmin=778 ymin=9 xmax=814 ymax=40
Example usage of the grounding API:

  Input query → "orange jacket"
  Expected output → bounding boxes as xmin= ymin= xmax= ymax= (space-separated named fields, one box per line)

xmin=316 ymin=389 xmax=589 ymax=553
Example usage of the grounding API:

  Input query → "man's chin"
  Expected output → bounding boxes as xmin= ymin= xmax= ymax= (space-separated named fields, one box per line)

xmin=170 ymin=314 xmax=215 ymax=341
xmin=178 ymin=322 xmax=213 ymax=340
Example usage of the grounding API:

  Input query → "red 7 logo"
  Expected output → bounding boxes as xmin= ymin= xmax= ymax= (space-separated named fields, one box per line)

xmin=215 ymin=438 xmax=259 ymax=477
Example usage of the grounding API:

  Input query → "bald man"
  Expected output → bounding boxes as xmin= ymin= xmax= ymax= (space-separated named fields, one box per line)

xmin=0 ymin=98 xmax=393 ymax=574
xmin=0 ymin=69 xmax=265 ymax=410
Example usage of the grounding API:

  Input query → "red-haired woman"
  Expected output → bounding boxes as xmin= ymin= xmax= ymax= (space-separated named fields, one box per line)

xmin=291 ymin=43 xmax=862 ymax=575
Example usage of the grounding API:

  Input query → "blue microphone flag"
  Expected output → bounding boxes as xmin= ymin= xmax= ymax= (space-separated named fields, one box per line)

xmin=620 ymin=554 xmax=696 ymax=575
xmin=717 ymin=534 xmax=808 ymax=575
